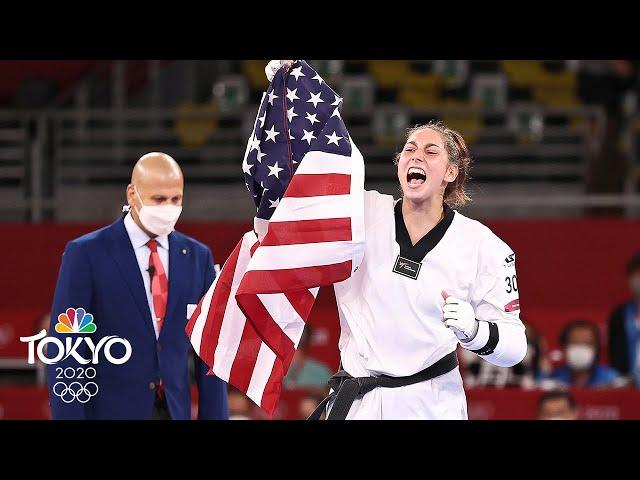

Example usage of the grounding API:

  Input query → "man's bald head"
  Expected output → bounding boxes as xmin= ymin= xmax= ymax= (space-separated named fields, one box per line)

xmin=131 ymin=152 xmax=183 ymax=185
xmin=126 ymin=152 xmax=184 ymax=236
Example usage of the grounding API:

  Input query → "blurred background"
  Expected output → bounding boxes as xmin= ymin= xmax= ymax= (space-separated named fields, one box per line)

xmin=1 ymin=59 xmax=640 ymax=420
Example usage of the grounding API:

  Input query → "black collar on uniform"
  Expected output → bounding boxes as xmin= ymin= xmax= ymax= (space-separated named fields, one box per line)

xmin=394 ymin=200 xmax=455 ymax=263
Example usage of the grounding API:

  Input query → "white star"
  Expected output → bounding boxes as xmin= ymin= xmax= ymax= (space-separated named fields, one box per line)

xmin=312 ymin=73 xmax=323 ymax=85
xmin=267 ymin=161 xmax=284 ymax=179
xmin=289 ymin=129 xmax=295 ymax=140
xmin=292 ymin=159 xmax=298 ymax=164
xmin=258 ymin=113 xmax=266 ymax=128
xmin=250 ymin=134 xmax=260 ymax=152
xmin=305 ymin=112 xmax=319 ymax=125
xmin=331 ymin=107 xmax=341 ymax=119
xmin=290 ymin=66 xmax=305 ymax=81
xmin=242 ymin=157 xmax=254 ymax=175
xmin=268 ymin=91 xmax=278 ymax=106
xmin=287 ymin=106 xmax=298 ymax=122
xmin=260 ymin=181 xmax=269 ymax=193
xmin=326 ymin=131 xmax=343 ymax=146
xmin=301 ymin=129 xmax=317 ymax=145
xmin=286 ymin=88 xmax=299 ymax=102
xmin=264 ymin=125 xmax=280 ymax=143
xmin=307 ymin=91 xmax=324 ymax=108
xmin=331 ymin=94 xmax=343 ymax=106
xmin=256 ymin=148 xmax=266 ymax=163
xmin=269 ymin=197 xmax=280 ymax=209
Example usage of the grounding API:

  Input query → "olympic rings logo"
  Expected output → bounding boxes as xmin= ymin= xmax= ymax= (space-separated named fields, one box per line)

xmin=52 ymin=381 xmax=99 ymax=403
xmin=51 ymin=367 xmax=99 ymax=403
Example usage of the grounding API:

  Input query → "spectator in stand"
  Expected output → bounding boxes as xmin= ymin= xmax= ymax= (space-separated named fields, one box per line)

xmin=283 ymin=324 xmax=332 ymax=390
xmin=460 ymin=320 xmax=550 ymax=388
xmin=609 ymin=251 xmax=640 ymax=386
xmin=540 ymin=319 xmax=625 ymax=388
xmin=537 ymin=390 xmax=578 ymax=420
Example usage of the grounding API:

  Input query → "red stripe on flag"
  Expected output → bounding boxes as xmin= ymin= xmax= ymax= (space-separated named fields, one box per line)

xmin=285 ymin=173 xmax=351 ymax=198
xmin=228 ymin=321 xmax=263 ymax=393
xmin=235 ymin=293 xmax=297 ymax=371
xmin=260 ymin=218 xmax=352 ymax=246
xmin=284 ymin=289 xmax=316 ymax=323
xmin=199 ymin=239 xmax=243 ymax=367
xmin=260 ymin=358 xmax=285 ymax=418
xmin=238 ymin=260 xmax=353 ymax=295
xmin=249 ymin=239 xmax=260 ymax=257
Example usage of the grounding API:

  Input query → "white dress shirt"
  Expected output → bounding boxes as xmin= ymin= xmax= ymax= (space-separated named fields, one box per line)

xmin=123 ymin=212 xmax=169 ymax=339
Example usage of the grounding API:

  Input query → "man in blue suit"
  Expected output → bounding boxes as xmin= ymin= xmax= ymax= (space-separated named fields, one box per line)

xmin=47 ymin=152 xmax=228 ymax=420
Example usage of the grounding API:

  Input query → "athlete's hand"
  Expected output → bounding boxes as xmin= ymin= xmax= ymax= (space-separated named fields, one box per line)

xmin=265 ymin=60 xmax=296 ymax=82
xmin=441 ymin=290 xmax=479 ymax=342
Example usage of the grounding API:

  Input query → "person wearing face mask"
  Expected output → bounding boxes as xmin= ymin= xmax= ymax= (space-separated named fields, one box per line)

xmin=608 ymin=251 xmax=640 ymax=386
xmin=46 ymin=152 xmax=228 ymax=420
xmin=543 ymin=320 xmax=623 ymax=388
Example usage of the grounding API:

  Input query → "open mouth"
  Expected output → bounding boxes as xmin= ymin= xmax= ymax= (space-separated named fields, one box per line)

xmin=406 ymin=167 xmax=427 ymax=186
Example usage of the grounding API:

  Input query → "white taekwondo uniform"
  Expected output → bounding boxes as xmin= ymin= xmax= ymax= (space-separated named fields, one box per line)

xmin=330 ymin=190 xmax=526 ymax=419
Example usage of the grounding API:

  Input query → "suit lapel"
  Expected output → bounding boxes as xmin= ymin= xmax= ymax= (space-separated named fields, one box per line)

xmin=163 ymin=231 xmax=187 ymax=338
xmin=104 ymin=217 xmax=156 ymax=338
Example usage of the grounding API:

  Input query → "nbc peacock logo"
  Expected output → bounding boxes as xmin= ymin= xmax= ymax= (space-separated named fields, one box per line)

xmin=21 ymin=306 xmax=132 ymax=372
xmin=55 ymin=308 xmax=97 ymax=334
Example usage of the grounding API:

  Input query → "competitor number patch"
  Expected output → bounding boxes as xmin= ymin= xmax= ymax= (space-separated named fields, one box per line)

xmin=392 ymin=255 xmax=421 ymax=280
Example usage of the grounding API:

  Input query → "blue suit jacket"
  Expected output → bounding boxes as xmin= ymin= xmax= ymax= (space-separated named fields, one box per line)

xmin=46 ymin=216 xmax=228 ymax=420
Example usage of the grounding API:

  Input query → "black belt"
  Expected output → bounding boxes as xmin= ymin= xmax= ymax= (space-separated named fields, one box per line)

xmin=307 ymin=350 xmax=458 ymax=420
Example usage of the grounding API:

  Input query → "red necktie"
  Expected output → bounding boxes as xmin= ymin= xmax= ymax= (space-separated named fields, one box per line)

xmin=147 ymin=239 xmax=168 ymax=334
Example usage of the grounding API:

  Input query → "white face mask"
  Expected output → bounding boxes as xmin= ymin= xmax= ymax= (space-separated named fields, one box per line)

xmin=566 ymin=344 xmax=596 ymax=371
xmin=133 ymin=186 xmax=182 ymax=236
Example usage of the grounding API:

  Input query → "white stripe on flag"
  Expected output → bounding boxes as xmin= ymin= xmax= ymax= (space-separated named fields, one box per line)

xmin=245 ymin=343 xmax=277 ymax=406
xmin=188 ymin=277 xmax=217 ymax=355
xmin=270 ymin=195 xmax=353 ymax=222
xmin=249 ymin=240 xmax=354 ymax=271
xmin=257 ymin=292 xmax=307 ymax=345
xmin=293 ymin=151 xmax=353 ymax=175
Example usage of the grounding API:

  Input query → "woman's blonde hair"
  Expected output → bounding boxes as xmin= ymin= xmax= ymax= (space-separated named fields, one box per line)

xmin=394 ymin=120 xmax=472 ymax=208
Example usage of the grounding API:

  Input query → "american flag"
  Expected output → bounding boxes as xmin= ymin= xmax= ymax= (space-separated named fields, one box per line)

xmin=186 ymin=60 xmax=365 ymax=416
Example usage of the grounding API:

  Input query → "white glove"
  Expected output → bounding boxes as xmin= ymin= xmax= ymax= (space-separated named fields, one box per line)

xmin=441 ymin=290 xmax=479 ymax=342
xmin=265 ymin=60 xmax=296 ymax=82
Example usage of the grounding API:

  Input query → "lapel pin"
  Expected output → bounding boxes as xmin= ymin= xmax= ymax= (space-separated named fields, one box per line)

xmin=182 ymin=248 xmax=187 ymax=255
